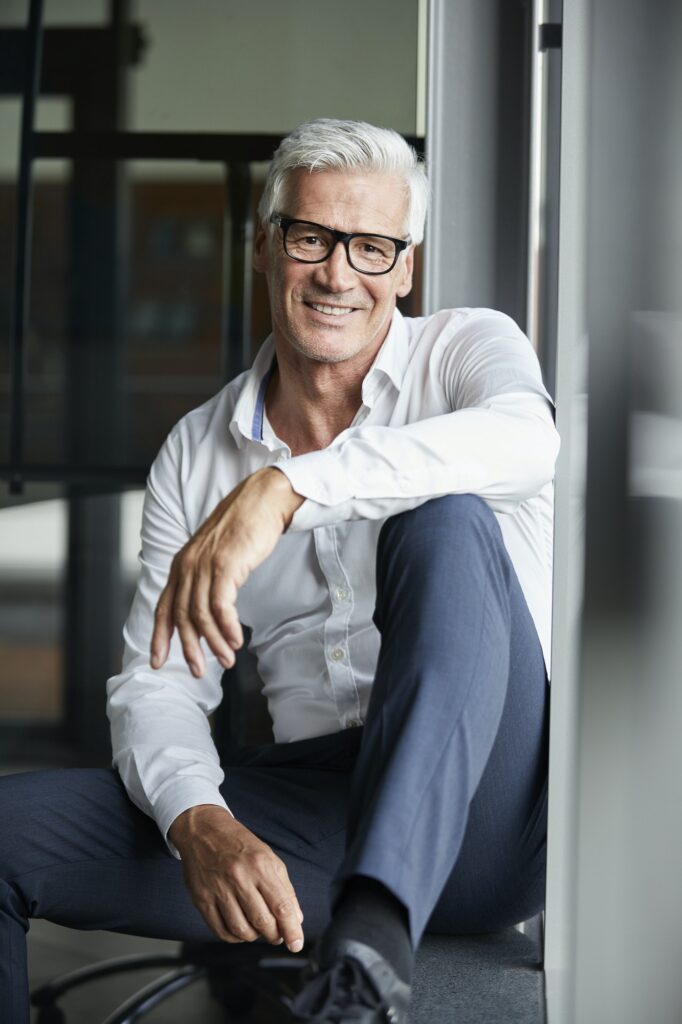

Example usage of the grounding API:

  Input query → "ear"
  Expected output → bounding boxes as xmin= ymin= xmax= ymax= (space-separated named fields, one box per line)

xmin=253 ymin=223 xmax=270 ymax=273
xmin=395 ymin=245 xmax=415 ymax=298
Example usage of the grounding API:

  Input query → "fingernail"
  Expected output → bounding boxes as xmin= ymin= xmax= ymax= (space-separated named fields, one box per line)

xmin=150 ymin=652 xmax=160 ymax=669
xmin=275 ymin=937 xmax=284 ymax=945
xmin=288 ymin=939 xmax=304 ymax=953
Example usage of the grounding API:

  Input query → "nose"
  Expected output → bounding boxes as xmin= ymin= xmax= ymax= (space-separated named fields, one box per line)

xmin=312 ymin=240 xmax=358 ymax=293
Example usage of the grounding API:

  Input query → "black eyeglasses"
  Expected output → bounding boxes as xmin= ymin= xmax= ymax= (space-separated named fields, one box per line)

xmin=270 ymin=213 xmax=410 ymax=276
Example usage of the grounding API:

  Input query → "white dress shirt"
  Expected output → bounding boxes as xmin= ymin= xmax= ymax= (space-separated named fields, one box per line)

xmin=106 ymin=307 xmax=559 ymax=853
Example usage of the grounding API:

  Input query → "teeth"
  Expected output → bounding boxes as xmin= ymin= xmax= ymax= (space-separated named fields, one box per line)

xmin=310 ymin=303 xmax=353 ymax=316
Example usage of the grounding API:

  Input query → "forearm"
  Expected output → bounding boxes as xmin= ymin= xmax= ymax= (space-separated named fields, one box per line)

xmin=108 ymin=618 xmax=229 ymax=854
xmin=111 ymin=436 xmax=298 ymax=850
xmin=277 ymin=394 xmax=560 ymax=531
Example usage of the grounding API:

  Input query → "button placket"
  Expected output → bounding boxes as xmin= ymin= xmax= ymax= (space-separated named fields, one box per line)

xmin=314 ymin=525 xmax=360 ymax=726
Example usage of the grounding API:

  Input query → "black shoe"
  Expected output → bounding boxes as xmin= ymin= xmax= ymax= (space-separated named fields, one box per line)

xmin=284 ymin=935 xmax=411 ymax=1023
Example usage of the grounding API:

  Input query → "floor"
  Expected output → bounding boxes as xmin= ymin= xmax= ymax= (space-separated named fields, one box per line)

xmin=27 ymin=919 xmax=546 ymax=1023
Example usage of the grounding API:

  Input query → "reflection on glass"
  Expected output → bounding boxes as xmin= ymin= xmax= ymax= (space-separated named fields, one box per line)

xmin=629 ymin=313 xmax=682 ymax=502
xmin=120 ymin=489 xmax=145 ymax=609
xmin=0 ymin=168 xmax=228 ymax=474
xmin=130 ymin=0 xmax=419 ymax=135
xmin=0 ymin=495 xmax=66 ymax=721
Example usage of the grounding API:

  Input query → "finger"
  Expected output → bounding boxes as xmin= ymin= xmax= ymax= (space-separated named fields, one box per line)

xmin=175 ymin=610 xmax=206 ymax=678
xmin=150 ymin=577 xmax=176 ymax=669
xmin=217 ymin=892 xmax=262 ymax=943
xmin=209 ymin=569 xmax=245 ymax=651
xmin=237 ymin=887 xmax=282 ymax=945
xmin=190 ymin=577 xmax=240 ymax=671
xmin=200 ymin=901 xmax=246 ymax=944
xmin=259 ymin=881 xmax=305 ymax=952
xmin=173 ymin=567 xmax=206 ymax=677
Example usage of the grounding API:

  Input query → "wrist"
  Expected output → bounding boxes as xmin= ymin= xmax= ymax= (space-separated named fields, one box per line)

xmin=168 ymin=803 xmax=235 ymax=850
xmin=257 ymin=466 xmax=305 ymax=529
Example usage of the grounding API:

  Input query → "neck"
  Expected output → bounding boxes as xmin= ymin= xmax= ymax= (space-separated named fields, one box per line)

xmin=264 ymin=344 xmax=377 ymax=456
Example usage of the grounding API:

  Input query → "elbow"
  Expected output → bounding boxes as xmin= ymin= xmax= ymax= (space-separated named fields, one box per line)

xmin=544 ymin=421 xmax=562 ymax=482
xmin=526 ymin=415 xmax=560 ymax=490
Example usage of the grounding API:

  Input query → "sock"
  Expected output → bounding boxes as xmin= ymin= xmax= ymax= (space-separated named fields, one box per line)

xmin=325 ymin=875 xmax=415 ymax=983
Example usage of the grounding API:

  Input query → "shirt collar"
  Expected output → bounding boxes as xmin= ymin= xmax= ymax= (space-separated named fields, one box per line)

xmin=361 ymin=307 xmax=409 ymax=402
xmin=229 ymin=334 xmax=278 ymax=449
xmin=228 ymin=308 xmax=409 ymax=448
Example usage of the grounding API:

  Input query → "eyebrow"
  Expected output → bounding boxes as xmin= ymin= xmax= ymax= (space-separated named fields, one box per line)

xmin=283 ymin=216 xmax=407 ymax=241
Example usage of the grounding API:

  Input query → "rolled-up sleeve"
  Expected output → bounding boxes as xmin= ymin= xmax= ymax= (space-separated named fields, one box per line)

xmin=106 ymin=430 xmax=231 ymax=858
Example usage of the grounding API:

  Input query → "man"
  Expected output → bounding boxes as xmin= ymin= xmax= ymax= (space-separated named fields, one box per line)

xmin=0 ymin=119 xmax=558 ymax=1023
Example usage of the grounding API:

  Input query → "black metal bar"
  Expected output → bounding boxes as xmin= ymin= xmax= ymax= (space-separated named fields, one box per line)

xmin=102 ymin=966 xmax=207 ymax=1024
xmin=0 ymin=722 xmax=69 ymax=744
xmin=0 ymin=466 xmax=148 ymax=486
xmin=539 ymin=23 xmax=562 ymax=50
xmin=8 ymin=0 xmax=45 ymax=496
xmin=0 ymin=726 xmax=107 ymax=770
xmin=0 ymin=25 xmax=146 ymax=94
xmin=61 ymin=3 xmax=131 ymax=758
xmin=225 ymin=162 xmax=253 ymax=382
xmin=31 ymin=130 xmax=425 ymax=162
xmin=31 ymin=955 xmax=193 ymax=1006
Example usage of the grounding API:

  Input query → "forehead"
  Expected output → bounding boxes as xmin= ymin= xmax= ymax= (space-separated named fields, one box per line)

xmin=281 ymin=168 xmax=409 ymax=236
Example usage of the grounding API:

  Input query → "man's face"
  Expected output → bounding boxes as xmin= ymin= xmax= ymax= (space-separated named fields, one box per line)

xmin=254 ymin=168 xmax=414 ymax=366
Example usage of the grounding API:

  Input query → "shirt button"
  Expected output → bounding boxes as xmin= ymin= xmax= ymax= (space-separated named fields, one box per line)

xmin=330 ymin=647 xmax=345 ymax=662
xmin=335 ymin=587 xmax=349 ymax=603
xmin=276 ymin=453 xmax=287 ymax=463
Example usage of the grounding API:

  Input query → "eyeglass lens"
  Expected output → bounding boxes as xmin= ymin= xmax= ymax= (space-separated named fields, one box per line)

xmin=284 ymin=221 xmax=397 ymax=273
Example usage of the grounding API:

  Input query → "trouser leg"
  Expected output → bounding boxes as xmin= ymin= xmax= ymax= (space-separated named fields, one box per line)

xmin=0 ymin=767 xmax=210 ymax=1024
xmin=333 ymin=493 xmax=549 ymax=947
xmin=0 ymin=746 xmax=353 ymax=1023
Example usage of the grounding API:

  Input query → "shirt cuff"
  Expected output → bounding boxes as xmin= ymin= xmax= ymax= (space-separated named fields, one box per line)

xmin=155 ymin=778 xmax=234 ymax=859
xmin=276 ymin=450 xmax=354 ymax=510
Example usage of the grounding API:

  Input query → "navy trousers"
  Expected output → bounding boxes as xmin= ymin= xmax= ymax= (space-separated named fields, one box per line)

xmin=0 ymin=494 xmax=549 ymax=1022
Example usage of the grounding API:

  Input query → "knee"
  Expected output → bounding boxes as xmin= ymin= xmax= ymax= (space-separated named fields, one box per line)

xmin=382 ymin=493 xmax=495 ymax=537
xmin=377 ymin=493 xmax=502 ymax=568
xmin=0 ymin=769 xmax=87 ymax=881
xmin=0 ymin=771 xmax=44 ymax=878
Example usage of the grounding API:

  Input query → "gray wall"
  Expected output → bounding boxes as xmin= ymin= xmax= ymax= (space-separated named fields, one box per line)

xmin=424 ymin=0 xmax=530 ymax=327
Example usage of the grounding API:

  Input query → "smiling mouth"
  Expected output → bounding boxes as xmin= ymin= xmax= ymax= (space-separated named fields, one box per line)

xmin=306 ymin=301 xmax=356 ymax=317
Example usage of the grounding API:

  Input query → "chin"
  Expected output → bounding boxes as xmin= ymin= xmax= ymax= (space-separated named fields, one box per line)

xmin=292 ymin=337 xmax=358 ymax=364
xmin=284 ymin=321 xmax=358 ymax=358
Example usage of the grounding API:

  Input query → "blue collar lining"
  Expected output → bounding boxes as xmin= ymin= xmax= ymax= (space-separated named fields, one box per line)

xmin=251 ymin=358 xmax=277 ymax=441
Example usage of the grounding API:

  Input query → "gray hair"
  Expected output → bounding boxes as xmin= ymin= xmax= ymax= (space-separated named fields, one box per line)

xmin=257 ymin=118 xmax=429 ymax=245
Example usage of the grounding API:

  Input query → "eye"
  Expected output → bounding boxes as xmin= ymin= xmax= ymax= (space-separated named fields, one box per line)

xmin=354 ymin=238 xmax=392 ymax=259
xmin=288 ymin=228 xmax=327 ymax=250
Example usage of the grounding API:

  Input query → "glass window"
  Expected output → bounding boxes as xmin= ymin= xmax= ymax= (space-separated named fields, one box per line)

xmin=0 ymin=0 xmax=423 ymax=758
xmin=130 ymin=0 xmax=419 ymax=136
xmin=0 ymin=491 xmax=66 ymax=722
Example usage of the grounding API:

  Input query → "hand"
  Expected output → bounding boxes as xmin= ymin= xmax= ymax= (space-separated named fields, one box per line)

xmin=169 ymin=805 xmax=305 ymax=951
xmin=151 ymin=467 xmax=304 ymax=677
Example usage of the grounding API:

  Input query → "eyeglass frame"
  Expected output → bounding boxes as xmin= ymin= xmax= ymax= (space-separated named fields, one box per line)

xmin=269 ymin=213 xmax=411 ymax=276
